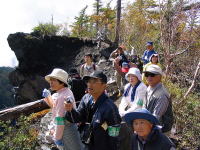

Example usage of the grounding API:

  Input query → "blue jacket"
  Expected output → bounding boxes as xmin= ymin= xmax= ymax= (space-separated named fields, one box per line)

xmin=142 ymin=50 xmax=157 ymax=65
xmin=65 ymin=93 xmax=121 ymax=150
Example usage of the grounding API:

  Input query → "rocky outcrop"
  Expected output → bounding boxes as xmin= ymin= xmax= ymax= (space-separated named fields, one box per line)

xmin=7 ymin=32 xmax=116 ymax=104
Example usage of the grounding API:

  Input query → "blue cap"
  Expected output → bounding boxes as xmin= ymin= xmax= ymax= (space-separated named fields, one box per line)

xmin=146 ymin=41 xmax=153 ymax=46
xmin=124 ymin=108 xmax=159 ymax=125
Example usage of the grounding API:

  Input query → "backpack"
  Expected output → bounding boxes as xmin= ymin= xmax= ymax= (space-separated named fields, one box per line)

xmin=161 ymin=99 xmax=174 ymax=133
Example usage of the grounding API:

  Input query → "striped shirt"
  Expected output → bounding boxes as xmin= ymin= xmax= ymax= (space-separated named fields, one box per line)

xmin=146 ymin=83 xmax=170 ymax=120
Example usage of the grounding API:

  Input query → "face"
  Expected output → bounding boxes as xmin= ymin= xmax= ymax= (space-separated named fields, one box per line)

xmin=147 ymin=45 xmax=153 ymax=50
xmin=84 ymin=55 xmax=92 ymax=63
xmin=151 ymin=56 xmax=158 ymax=63
xmin=49 ymin=78 xmax=64 ymax=91
xmin=86 ymin=78 xmax=106 ymax=97
xmin=145 ymin=72 xmax=161 ymax=87
xmin=133 ymin=119 xmax=153 ymax=139
xmin=128 ymin=74 xmax=139 ymax=85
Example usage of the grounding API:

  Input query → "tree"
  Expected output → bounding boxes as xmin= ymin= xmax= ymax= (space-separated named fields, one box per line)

xmin=70 ymin=6 xmax=94 ymax=38
xmin=114 ymin=0 xmax=121 ymax=45
xmin=120 ymin=0 xmax=159 ymax=51
xmin=32 ymin=23 xmax=61 ymax=36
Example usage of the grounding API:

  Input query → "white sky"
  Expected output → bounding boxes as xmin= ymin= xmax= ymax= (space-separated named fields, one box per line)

xmin=0 ymin=0 xmax=117 ymax=67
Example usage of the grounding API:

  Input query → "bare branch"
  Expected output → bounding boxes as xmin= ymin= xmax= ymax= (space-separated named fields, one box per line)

xmin=184 ymin=60 xmax=200 ymax=99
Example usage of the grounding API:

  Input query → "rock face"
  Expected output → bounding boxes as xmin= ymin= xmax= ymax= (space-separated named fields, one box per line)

xmin=7 ymin=32 xmax=116 ymax=104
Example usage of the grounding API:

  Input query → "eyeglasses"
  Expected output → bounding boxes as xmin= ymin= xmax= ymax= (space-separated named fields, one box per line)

xmin=144 ymin=72 xmax=157 ymax=77
xmin=87 ymin=79 xmax=103 ymax=84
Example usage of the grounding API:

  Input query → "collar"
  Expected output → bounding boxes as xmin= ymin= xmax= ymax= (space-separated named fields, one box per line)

xmin=91 ymin=92 xmax=108 ymax=111
xmin=148 ymin=82 xmax=162 ymax=92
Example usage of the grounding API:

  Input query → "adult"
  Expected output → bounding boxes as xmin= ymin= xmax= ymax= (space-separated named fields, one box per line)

xmin=142 ymin=41 xmax=157 ymax=65
xmin=80 ymin=53 xmax=99 ymax=77
xmin=142 ymin=53 xmax=162 ymax=85
xmin=65 ymin=71 xmax=121 ymax=150
xmin=68 ymin=68 xmax=87 ymax=107
xmin=119 ymin=68 xmax=147 ymax=117
xmin=110 ymin=46 xmax=129 ymax=95
xmin=124 ymin=108 xmax=176 ymax=150
xmin=42 ymin=68 xmax=83 ymax=150
xmin=143 ymin=65 xmax=174 ymax=134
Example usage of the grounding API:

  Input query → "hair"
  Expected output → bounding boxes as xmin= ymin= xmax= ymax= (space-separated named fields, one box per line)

xmin=117 ymin=47 xmax=123 ymax=51
xmin=85 ymin=53 xmax=93 ymax=58
xmin=57 ymin=79 xmax=68 ymax=87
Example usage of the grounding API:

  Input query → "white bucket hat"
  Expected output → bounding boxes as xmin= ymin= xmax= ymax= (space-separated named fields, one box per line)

xmin=45 ymin=68 xmax=69 ymax=84
xmin=125 ymin=67 xmax=142 ymax=81
xmin=144 ymin=64 xmax=163 ymax=75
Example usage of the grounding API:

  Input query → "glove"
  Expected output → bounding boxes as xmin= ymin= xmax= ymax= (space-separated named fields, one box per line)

xmin=54 ymin=139 xmax=64 ymax=146
xmin=42 ymin=88 xmax=51 ymax=98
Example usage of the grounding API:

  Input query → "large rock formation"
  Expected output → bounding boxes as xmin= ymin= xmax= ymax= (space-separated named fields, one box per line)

xmin=7 ymin=32 xmax=116 ymax=104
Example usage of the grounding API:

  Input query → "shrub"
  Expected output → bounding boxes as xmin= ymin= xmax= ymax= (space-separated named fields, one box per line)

xmin=164 ymin=79 xmax=200 ymax=149
xmin=0 ymin=109 xmax=49 ymax=150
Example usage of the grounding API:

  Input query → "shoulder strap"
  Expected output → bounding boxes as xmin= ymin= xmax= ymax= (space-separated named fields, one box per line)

xmin=93 ymin=64 xmax=96 ymax=70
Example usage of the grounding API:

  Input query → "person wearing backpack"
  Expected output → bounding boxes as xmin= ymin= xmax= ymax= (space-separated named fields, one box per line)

xmin=143 ymin=65 xmax=174 ymax=135
xmin=68 ymin=68 xmax=87 ymax=107
xmin=80 ymin=53 xmax=99 ymax=77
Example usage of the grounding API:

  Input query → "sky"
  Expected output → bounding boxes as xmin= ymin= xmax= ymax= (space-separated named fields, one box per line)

xmin=0 ymin=0 xmax=117 ymax=67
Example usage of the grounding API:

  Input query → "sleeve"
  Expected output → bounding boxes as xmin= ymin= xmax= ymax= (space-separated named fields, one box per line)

xmin=152 ymin=95 xmax=169 ymax=120
xmin=118 ymin=96 xmax=128 ymax=117
xmin=65 ymin=94 xmax=89 ymax=123
xmin=54 ymin=97 xmax=66 ymax=140
xmin=142 ymin=50 xmax=146 ymax=62
xmin=106 ymin=103 xmax=121 ymax=150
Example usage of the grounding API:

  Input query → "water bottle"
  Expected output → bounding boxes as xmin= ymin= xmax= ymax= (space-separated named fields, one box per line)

xmin=136 ymin=99 xmax=143 ymax=109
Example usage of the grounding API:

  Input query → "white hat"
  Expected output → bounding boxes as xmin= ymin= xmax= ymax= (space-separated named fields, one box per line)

xmin=125 ymin=67 xmax=142 ymax=81
xmin=144 ymin=64 xmax=163 ymax=75
xmin=45 ymin=68 xmax=69 ymax=84
xmin=149 ymin=53 xmax=159 ymax=62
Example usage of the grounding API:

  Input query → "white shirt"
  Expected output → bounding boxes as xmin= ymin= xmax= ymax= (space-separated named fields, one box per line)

xmin=119 ymin=82 xmax=147 ymax=117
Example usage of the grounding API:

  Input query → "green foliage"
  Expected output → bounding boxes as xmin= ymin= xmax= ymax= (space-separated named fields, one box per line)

xmin=0 ymin=115 xmax=39 ymax=150
xmin=163 ymin=79 xmax=200 ymax=149
xmin=32 ymin=23 xmax=61 ymax=36
xmin=70 ymin=6 xmax=94 ymax=38
xmin=0 ymin=67 xmax=14 ymax=110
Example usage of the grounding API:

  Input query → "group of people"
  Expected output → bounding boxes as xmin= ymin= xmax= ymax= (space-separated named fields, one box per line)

xmin=41 ymin=41 xmax=176 ymax=150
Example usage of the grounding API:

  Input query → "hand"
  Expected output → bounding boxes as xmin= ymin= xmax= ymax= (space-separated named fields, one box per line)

xmin=64 ymin=102 xmax=73 ymax=112
xmin=54 ymin=139 xmax=64 ymax=146
xmin=42 ymin=88 xmax=51 ymax=98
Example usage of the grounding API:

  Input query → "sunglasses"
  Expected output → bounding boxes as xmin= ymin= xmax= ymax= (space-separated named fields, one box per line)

xmin=144 ymin=72 xmax=157 ymax=77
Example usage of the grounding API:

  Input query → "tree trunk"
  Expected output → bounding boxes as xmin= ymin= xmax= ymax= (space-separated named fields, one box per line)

xmin=184 ymin=60 xmax=200 ymax=98
xmin=96 ymin=0 xmax=100 ymax=34
xmin=114 ymin=0 xmax=121 ymax=45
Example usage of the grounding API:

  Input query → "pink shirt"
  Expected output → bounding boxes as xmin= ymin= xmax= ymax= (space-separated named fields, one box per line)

xmin=51 ymin=87 xmax=76 ymax=140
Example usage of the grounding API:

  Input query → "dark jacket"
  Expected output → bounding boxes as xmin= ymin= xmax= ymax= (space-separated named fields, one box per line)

xmin=65 ymin=93 xmax=122 ymax=150
xmin=132 ymin=128 xmax=175 ymax=150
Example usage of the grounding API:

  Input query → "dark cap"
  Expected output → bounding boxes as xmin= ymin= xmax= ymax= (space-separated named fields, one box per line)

xmin=146 ymin=41 xmax=153 ymax=46
xmin=83 ymin=71 xmax=107 ymax=83
xmin=69 ymin=68 xmax=79 ymax=75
